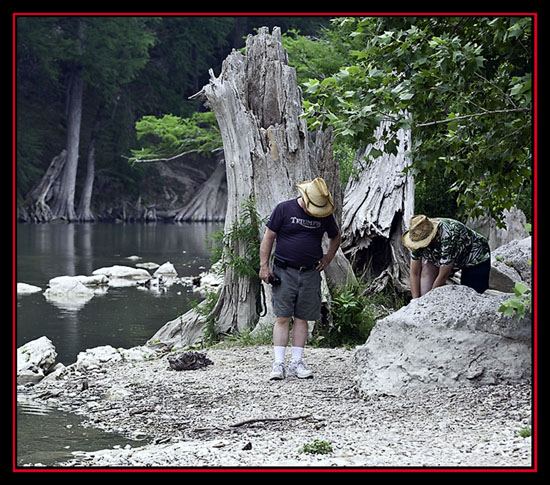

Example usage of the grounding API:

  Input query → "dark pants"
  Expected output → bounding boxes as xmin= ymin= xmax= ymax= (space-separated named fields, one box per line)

xmin=461 ymin=259 xmax=491 ymax=294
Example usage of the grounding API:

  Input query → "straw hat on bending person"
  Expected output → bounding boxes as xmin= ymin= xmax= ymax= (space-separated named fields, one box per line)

xmin=402 ymin=215 xmax=441 ymax=250
xmin=402 ymin=214 xmax=491 ymax=298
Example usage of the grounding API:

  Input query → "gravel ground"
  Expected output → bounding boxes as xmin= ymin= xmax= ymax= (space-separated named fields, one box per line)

xmin=27 ymin=345 xmax=533 ymax=470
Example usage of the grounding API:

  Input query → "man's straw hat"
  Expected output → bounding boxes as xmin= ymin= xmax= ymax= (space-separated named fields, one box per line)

xmin=296 ymin=177 xmax=335 ymax=218
xmin=402 ymin=215 xmax=441 ymax=250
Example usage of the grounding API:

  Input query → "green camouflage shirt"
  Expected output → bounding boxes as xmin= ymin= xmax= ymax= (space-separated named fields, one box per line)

xmin=410 ymin=218 xmax=490 ymax=269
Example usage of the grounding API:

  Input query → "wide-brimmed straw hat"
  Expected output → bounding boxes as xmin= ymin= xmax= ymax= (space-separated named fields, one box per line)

xmin=402 ymin=215 xmax=441 ymax=250
xmin=296 ymin=177 xmax=335 ymax=218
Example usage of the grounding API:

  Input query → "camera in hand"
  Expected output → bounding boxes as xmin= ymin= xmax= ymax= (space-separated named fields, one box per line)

xmin=268 ymin=274 xmax=281 ymax=286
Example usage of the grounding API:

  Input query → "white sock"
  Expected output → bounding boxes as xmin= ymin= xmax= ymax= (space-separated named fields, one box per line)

xmin=274 ymin=346 xmax=286 ymax=363
xmin=291 ymin=346 xmax=304 ymax=362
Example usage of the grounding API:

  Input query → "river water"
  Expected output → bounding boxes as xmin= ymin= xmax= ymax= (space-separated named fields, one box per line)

xmin=15 ymin=222 xmax=220 ymax=467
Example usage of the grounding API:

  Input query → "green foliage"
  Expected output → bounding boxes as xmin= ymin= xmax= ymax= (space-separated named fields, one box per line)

xmin=130 ymin=111 xmax=222 ymax=163
xmin=282 ymin=28 xmax=363 ymax=191
xmin=498 ymin=221 xmax=532 ymax=321
xmin=81 ymin=17 xmax=158 ymax=96
xmin=17 ymin=16 xmax=158 ymax=99
xmin=212 ymin=326 xmax=274 ymax=348
xmin=209 ymin=197 xmax=266 ymax=280
xmin=298 ymin=439 xmax=333 ymax=455
xmin=301 ymin=16 xmax=533 ymax=225
xmin=282 ymin=28 xmax=351 ymax=86
xmin=316 ymin=282 xmax=377 ymax=347
xmin=17 ymin=16 xmax=325 ymax=206
xmin=498 ymin=281 xmax=531 ymax=321
xmin=194 ymin=291 xmax=221 ymax=347
xmin=201 ymin=197 xmax=266 ymax=345
xmin=334 ymin=143 xmax=357 ymax=189
xmin=414 ymin=169 xmax=460 ymax=220
xmin=16 ymin=16 xmax=159 ymax=200
xmin=136 ymin=17 xmax=235 ymax=117
xmin=17 ymin=15 xmax=533 ymax=236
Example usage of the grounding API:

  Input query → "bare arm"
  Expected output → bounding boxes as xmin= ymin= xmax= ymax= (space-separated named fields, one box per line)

xmin=259 ymin=227 xmax=277 ymax=283
xmin=431 ymin=263 xmax=454 ymax=290
xmin=410 ymin=258 xmax=422 ymax=299
xmin=316 ymin=230 xmax=341 ymax=271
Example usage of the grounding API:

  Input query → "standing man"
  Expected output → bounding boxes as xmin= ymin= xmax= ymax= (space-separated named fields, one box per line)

xmin=402 ymin=215 xmax=491 ymax=298
xmin=259 ymin=178 xmax=341 ymax=380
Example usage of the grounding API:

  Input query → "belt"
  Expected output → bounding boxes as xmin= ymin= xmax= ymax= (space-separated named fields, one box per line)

xmin=274 ymin=257 xmax=317 ymax=272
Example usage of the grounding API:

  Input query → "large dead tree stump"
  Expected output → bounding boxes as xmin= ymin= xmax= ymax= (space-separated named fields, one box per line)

xmin=148 ymin=26 xmax=354 ymax=349
xmin=341 ymin=120 xmax=414 ymax=294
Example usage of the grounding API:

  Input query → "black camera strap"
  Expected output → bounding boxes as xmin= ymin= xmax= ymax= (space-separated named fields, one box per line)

xmin=256 ymin=282 xmax=268 ymax=317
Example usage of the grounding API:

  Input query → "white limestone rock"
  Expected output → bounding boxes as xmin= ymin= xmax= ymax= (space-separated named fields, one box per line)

xmin=92 ymin=265 xmax=151 ymax=287
xmin=17 ymin=336 xmax=58 ymax=384
xmin=354 ymin=285 xmax=531 ymax=397
xmin=17 ymin=283 xmax=42 ymax=294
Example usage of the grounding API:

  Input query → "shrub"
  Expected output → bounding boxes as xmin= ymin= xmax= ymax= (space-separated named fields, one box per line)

xmin=316 ymin=281 xmax=378 ymax=347
xmin=298 ymin=439 xmax=333 ymax=455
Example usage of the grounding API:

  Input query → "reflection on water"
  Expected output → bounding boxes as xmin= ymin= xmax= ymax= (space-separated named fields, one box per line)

xmin=16 ymin=222 xmax=220 ymax=467
xmin=17 ymin=392 xmax=143 ymax=467
xmin=16 ymin=222 xmax=220 ymax=364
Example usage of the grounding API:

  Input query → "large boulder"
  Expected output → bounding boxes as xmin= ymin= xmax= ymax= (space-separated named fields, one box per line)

xmin=92 ymin=265 xmax=151 ymax=287
xmin=354 ymin=285 xmax=531 ymax=397
xmin=43 ymin=276 xmax=96 ymax=310
xmin=17 ymin=336 xmax=58 ymax=384
xmin=489 ymin=236 xmax=532 ymax=292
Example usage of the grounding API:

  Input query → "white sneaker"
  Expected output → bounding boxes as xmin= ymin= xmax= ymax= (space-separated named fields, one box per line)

xmin=288 ymin=360 xmax=313 ymax=379
xmin=269 ymin=362 xmax=286 ymax=380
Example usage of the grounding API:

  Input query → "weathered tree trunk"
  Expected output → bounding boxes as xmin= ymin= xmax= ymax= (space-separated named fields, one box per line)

xmin=148 ymin=27 xmax=354 ymax=349
xmin=77 ymin=137 xmax=95 ymax=222
xmin=174 ymin=149 xmax=227 ymax=222
xmin=18 ymin=150 xmax=67 ymax=223
xmin=50 ymin=69 xmax=84 ymax=221
xmin=77 ymin=107 xmax=105 ymax=222
xmin=341 ymin=120 xmax=414 ymax=294
xmin=77 ymin=117 xmax=99 ymax=222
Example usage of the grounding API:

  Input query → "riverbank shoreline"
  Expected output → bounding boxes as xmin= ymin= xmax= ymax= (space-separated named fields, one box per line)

xmin=18 ymin=344 xmax=533 ymax=469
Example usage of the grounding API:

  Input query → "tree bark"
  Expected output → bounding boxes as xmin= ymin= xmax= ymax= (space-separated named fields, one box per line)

xmin=174 ymin=149 xmax=227 ymax=222
xmin=50 ymin=69 xmax=84 ymax=221
xmin=77 ymin=113 xmax=101 ymax=222
xmin=148 ymin=26 xmax=354 ymax=348
xmin=18 ymin=150 xmax=67 ymax=222
xmin=77 ymin=135 xmax=95 ymax=222
xmin=49 ymin=17 xmax=85 ymax=222
xmin=341 ymin=120 xmax=415 ymax=294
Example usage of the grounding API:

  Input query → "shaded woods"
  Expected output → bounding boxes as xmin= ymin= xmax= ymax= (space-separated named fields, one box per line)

xmin=16 ymin=16 xmax=328 ymax=223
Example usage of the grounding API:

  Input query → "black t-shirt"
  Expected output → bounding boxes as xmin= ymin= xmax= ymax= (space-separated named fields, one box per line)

xmin=266 ymin=198 xmax=339 ymax=267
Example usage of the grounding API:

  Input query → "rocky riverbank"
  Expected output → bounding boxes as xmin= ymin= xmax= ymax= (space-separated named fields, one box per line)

xmin=20 ymin=344 xmax=533 ymax=469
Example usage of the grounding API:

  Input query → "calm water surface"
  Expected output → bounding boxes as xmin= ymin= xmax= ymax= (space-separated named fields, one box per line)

xmin=16 ymin=222 xmax=220 ymax=466
xmin=16 ymin=222 xmax=219 ymax=363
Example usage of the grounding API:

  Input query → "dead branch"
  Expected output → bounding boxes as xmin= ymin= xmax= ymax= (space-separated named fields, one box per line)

xmin=230 ymin=413 xmax=312 ymax=428
xmin=416 ymin=107 xmax=530 ymax=128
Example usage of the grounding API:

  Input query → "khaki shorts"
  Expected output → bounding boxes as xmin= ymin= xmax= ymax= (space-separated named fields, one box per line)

xmin=271 ymin=266 xmax=322 ymax=321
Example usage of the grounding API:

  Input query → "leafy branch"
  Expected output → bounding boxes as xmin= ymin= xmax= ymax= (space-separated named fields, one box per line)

xmin=299 ymin=16 xmax=533 ymax=224
xmin=129 ymin=111 xmax=222 ymax=164
xmin=498 ymin=281 xmax=531 ymax=321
